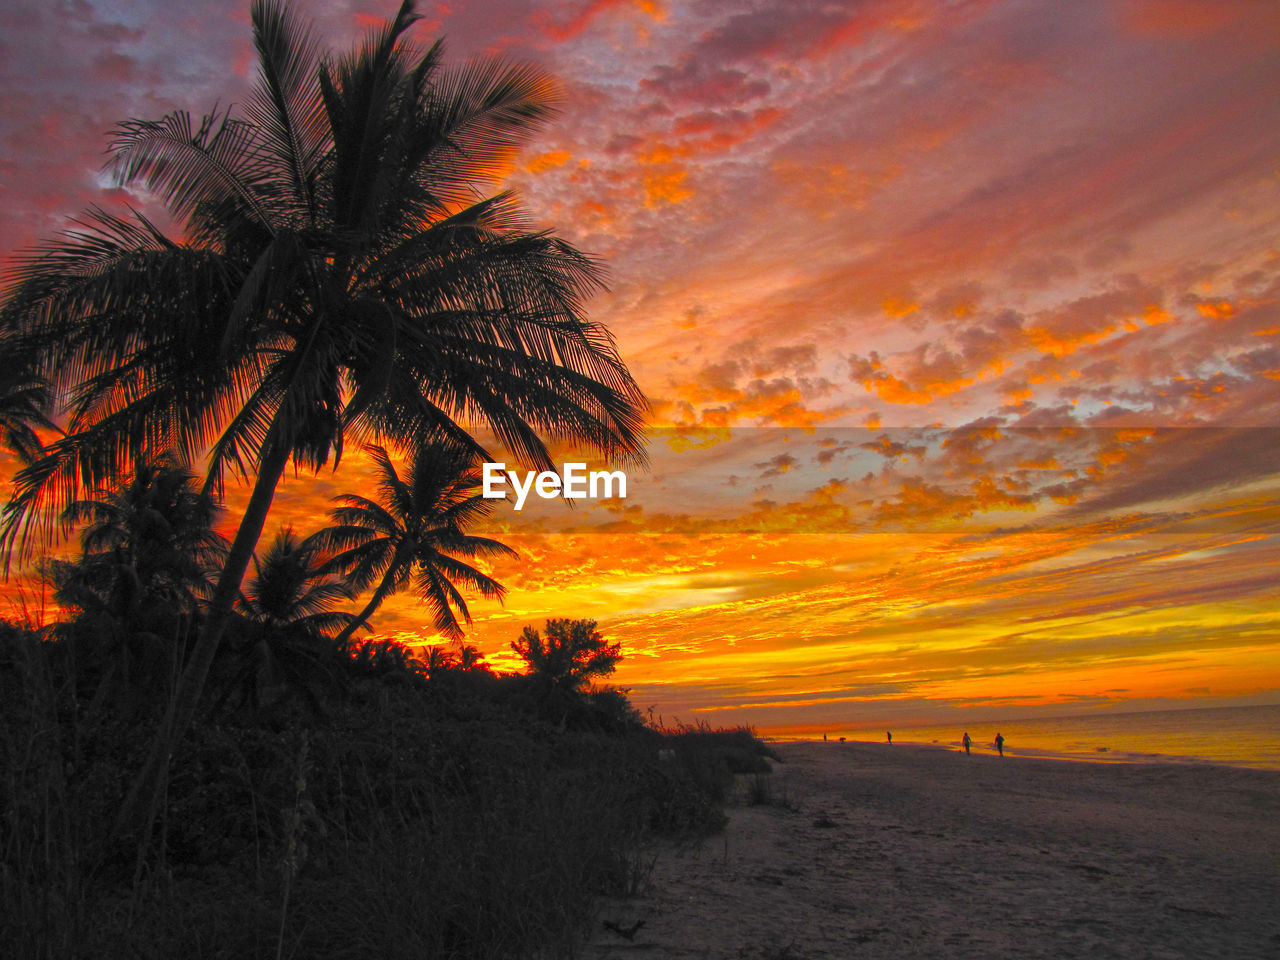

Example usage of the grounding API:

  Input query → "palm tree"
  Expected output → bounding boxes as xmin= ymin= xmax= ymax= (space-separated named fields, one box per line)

xmin=315 ymin=440 xmax=515 ymax=650
xmin=0 ymin=368 xmax=57 ymax=468
xmin=238 ymin=528 xmax=354 ymax=638
xmin=421 ymin=643 xmax=457 ymax=678
xmin=0 ymin=1 xmax=645 ymax=832
xmin=225 ymin=527 xmax=355 ymax=712
xmin=454 ymin=641 xmax=488 ymax=672
xmin=49 ymin=456 xmax=226 ymax=622
xmin=43 ymin=456 xmax=226 ymax=710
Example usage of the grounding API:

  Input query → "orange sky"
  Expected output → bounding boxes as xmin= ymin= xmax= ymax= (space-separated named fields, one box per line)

xmin=2 ymin=0 xmax=1279 ymax=732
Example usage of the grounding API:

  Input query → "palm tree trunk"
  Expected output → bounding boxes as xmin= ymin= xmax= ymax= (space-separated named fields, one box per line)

xmin=332 ymin=545 xmax=409 ymax=649
xmin=112 ymin=431 xmax=293 ymax=841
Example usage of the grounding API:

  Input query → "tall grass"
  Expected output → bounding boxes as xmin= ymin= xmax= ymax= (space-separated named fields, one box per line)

xmin=652 ymin=720 xmax=781 ymax=805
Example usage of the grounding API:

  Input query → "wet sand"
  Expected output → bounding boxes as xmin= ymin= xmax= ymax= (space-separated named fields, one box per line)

xmin=587 ymin=741 xmax=1280 ymax=959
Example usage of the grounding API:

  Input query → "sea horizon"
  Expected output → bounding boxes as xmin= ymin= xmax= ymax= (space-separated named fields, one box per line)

xmin=776 ymin=702 xmax=1280 ymax=770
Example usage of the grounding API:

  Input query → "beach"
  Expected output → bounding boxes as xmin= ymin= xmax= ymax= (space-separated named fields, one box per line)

xmin=586 ymin=742 xmax=1280 ymax=959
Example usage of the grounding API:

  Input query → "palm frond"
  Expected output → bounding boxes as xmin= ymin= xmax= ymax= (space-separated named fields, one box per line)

xmin=107 ymin=110 xmax=277 ymax=228
xmin=246 ymin=0 xmax=329 ymax=218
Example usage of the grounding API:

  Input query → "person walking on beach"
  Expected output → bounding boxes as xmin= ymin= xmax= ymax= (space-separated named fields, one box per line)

xmin=995 ymin=732 xmax=1005 ymax=757
xmin=962 ymin=732 xmax=971 ymax=755
xmin=886 ymin=731 xmax=893 ymax=745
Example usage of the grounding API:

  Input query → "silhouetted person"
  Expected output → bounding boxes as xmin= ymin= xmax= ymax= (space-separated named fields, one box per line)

xmin=886 ymin=731 xmax=893 ymax=745
xmin=823 ymin=732 xmax=828 ymax=742
xmin=962 ymin=731 xmax=971 ymax=755
xmin=995 ymin=732 xmax=1005 ymax=757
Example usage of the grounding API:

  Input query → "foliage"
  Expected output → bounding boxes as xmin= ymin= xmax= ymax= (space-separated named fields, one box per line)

xmin=511 ymin=617 xmax=621 ymax=693
xmin=0 ymin=622 xmax=742 ymax=959
xmin=38 ymin=457 xmax=224 ymax=711
xmin=1 ymin=0 xmax=647 ymax=561
xmin=0 ymin=368 xmax=57 ymax=467
xmin=219 ymin=527 xmax=356 ymax=713
xmin=314 ymin=438 xmax=516 ymax=647
xmin=45 ymin=455 xmax=226 ymax=623
xmin=237 ymin=528 xmax=353 ymax=636
xmin=0 ymin=0 xmax=647 ymax=837
xmin=0 ymin=6 xmax=743 ymax=958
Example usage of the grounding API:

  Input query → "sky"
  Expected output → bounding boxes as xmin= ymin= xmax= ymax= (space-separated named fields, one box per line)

xmin=2 ymin=0 xmax=1279 ymax=735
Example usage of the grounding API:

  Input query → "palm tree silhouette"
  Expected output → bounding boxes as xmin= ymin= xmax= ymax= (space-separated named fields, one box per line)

xmin=44 ymin=457 xmax=226 ymax=710
xmin=316 ymin=441 xmax=515 ymax=651
xmin=48 ymin=456 xmax=226 ymax=627
xmin=0 ymin=368 xmax=57 ymax=468
xmin=0 ymin=1 xmax=645 ymax=832
xmin=227 ymin=527 xmax=355 ymax=712
xmin=238 ymin=528 xmax=354 ymax=638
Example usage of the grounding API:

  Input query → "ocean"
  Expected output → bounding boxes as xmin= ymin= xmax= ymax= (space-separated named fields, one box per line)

xmin=829 ymin=704 xmax=1280 ymax=770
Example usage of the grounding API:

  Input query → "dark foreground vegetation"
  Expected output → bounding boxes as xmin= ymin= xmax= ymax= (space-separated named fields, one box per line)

xmin=0 ymin=3 xmax=781 ymax=954
xmin=1 ymin=616 xmax=777 ymax=959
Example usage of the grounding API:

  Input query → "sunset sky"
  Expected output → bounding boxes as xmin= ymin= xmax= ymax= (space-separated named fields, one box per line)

xmin=2 ymin=0 xmax=1279 ymax=734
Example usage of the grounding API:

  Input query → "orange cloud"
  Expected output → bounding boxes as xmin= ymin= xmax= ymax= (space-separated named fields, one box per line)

xmin=1026 ymin=323 xmax=1116 ymax=357
xmin=1017 ymin=456 xmax=1060 ymax=470
xmin=862 ymin=371 xmax=975 ymax=405
xmin=1143 ymin=303 xmax=1173 ymax=325
xmin=701 ymin=387 xmax=837 ymax=429
xmin=1003 ymin=386 xmax=1034 ymax=407
xmin=881 ymin=296 xmax=920 ymax=318
xmin=1197 ymin=300 xmax=1235 ymax=319
xmin=643 ymin=168 xmax=691 ymax=206
xmin=525 ymin=150 xmax=571 ymax=174
xmin=536 ymin=0 xmax=665 ymax=41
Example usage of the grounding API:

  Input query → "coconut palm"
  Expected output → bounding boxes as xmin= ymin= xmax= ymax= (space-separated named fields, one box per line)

xmin=42 ymin=456 xmax=226 ymax=710
xmin=0 ymin=0 xmax=645 ymax=832
xmin=315 ymin=440 xmax=515 ymax=650
xmin=0 ymin=368 xmax=57 ymax=467
xmin=223 ymin=527 xmax=355 ymax=712
xmin=49 ymin=456 xmax=226 ymax=622
xmin=454 ymin=641 xmax=488 ymax=672
xmin=238 ymin=528 xmax=354 ymax=638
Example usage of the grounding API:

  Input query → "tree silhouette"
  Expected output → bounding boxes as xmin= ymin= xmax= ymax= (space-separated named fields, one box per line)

xmin=47 ymin=456 xmax=226 ymax=627
xmin=0 ymin=368 xmax=57 ymax=468
xmin=315 ymin=440 xmax=515 ymax=650
xmin=225 ymin=527 xmax=355 ymax=712
xmin=238 ymin=528 xmax=354 ymax=638
xmin=43 ymin=456 xmax=226 ymax=709
xmin=511 ymin=618 xmax=621 ymax=694
xmin=0 ymin=0 xmax=645 ymax=834
xmin=454 ymin=641 xmax=488 ymax=672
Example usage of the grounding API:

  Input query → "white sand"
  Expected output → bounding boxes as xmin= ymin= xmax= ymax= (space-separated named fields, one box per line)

xmin=586 ymin=741 xmax=1280 ymax=959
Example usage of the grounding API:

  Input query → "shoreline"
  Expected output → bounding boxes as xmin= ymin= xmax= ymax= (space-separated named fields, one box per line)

xmin=766 ymin=735 xmax=1280 ymax=772
xmin=586 ymin=740 xmax=1280 ymax=959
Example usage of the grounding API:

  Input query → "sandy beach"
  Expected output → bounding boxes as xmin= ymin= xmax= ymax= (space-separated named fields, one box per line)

xmin=586 ymin=742 xmax=1280 ymax=959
